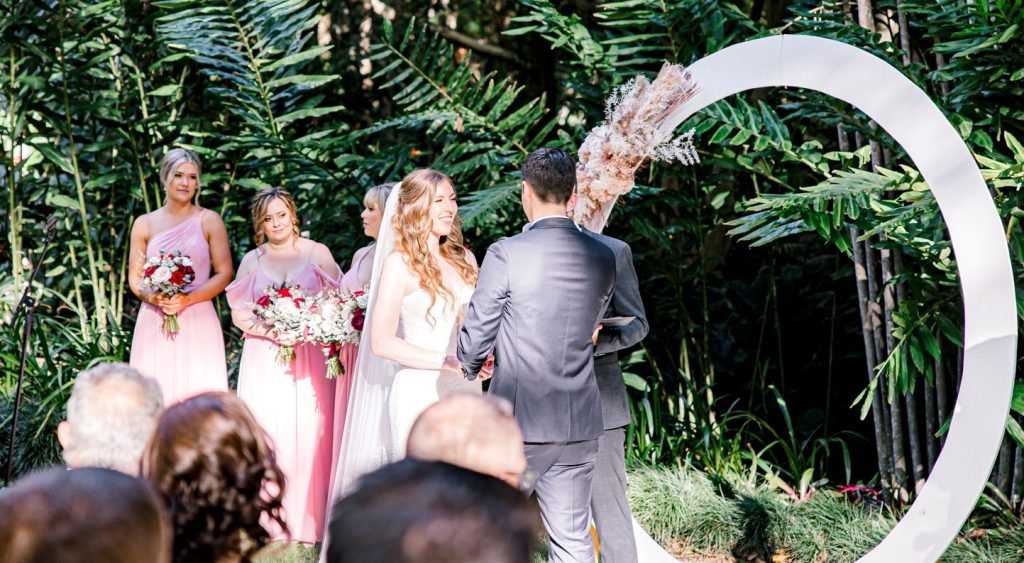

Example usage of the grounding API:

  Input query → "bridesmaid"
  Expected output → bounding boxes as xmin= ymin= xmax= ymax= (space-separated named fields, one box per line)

xmin=129 ymin=148 xmax=232 ymax=406
xmin=327 ymin=182 xmax=393 ymax=503
xmin=226 ymin=187 xmax=341 ymax=544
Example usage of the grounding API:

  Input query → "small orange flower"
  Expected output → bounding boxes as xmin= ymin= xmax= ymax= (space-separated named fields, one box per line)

xmin=410 ymin=148 xmax=422 ymax=157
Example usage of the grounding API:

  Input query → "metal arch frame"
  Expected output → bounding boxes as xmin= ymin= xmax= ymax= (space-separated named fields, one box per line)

xmin=630 ymin=35 xmax=1017 ymax=562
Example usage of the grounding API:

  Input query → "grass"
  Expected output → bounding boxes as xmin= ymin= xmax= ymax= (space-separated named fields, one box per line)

xmin=627 ymin=464 xmax=897 ymax=562
xmin=254 ymin=543 xmax=318 ymax=563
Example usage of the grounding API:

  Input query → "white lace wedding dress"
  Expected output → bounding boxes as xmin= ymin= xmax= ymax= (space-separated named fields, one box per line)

xmin=388 ymin=285 xmax=481 ymax=456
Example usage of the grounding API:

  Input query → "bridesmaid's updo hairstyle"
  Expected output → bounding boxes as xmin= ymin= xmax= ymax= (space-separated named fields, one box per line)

xmin=142 ymin=392 xmax=288 ymax=563
xmin=363 ymin=182 xmax=395 ymax=211
xmin=160 ymin=148 xmax=203 ymax=202
xmin=250 ymin=187 xmax=301 ymax=246
xmin=393 ymin=169 xmax=477 ymax=324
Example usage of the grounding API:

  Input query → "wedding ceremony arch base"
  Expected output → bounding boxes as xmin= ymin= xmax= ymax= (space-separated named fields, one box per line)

xmin=629 ymin=34 xmax=1017 ymax=562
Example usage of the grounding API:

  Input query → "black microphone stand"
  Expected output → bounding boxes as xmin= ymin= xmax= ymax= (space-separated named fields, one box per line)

xmin=4 ymin=215 xmax=57 ymax=485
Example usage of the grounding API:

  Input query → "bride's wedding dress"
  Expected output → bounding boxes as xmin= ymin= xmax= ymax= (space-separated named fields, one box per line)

xmin=389 ymin=285 xmax=481 ymax=456
xmin=327 ymin=186 xmax=479 ymax=512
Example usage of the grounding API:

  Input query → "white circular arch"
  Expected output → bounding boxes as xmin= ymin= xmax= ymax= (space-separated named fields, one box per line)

xmin=629 ymin=34 xmax=1017 ymax=562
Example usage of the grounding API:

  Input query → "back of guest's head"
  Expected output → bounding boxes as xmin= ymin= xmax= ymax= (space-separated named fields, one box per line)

xmin=142 ymin=392 xmax=287 ymax=563
xmin=0 ymin=466 xmax=171 ymax=563
xmin=327 ymin=459 xmax=539 ymax=563
xmin=521 ymin=146 xmax=577 ymax=204
xmin=58 ymin=362 xmax=163 ymax=474
xmin=407 ymin=394 xmax=527 ymax=488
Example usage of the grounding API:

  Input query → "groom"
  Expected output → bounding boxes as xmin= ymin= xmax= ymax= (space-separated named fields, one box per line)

xmin=454 ymin=147 xmax=615 ymax=563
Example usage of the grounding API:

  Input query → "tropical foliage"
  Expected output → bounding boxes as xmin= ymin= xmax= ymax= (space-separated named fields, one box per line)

xmin=3 ymin=0 xmax=1024 ymax=558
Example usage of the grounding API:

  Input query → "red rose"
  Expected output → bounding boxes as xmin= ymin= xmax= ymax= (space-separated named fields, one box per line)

xmin=144 ymin=265 xmax=158 ymax=278
xmin=182 ymin=266 xmax=195 ymax=277
xmin=169 ymin=270 xmax=186 ymax=285
xmin=352 ymin=308 xmax=365 ymax=332
xmin=294 ymin=297 xmax=305 ymax=307
xmin=277 ymin=287 xmax=293 ymax=298
xmin=256 ymin=295 xmax=272 ymax=308
xmin=353 ymin=290 xmax=365 ymax=297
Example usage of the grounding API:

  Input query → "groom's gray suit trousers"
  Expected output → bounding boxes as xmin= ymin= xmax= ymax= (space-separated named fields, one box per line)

xmin=524 ymin=439 xmax=600 ymax=563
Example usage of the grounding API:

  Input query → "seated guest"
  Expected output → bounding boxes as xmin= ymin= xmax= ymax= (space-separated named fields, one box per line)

xmin=0 ymin=466 xmax=171 ymax=563
xmin=142 ymin=392 xmax=287 ymax=563
xmin=406 ymin=393 xmax=531 ymax=489
xmin=57 ymin=362 xmax=164 ymax=474
xmin=326 ymin=459 xmax=539 ymax=563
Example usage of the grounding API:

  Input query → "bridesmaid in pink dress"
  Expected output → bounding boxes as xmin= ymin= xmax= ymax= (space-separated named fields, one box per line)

xmin=129 ymin=148 xmax=232 ymax=406
xmin=326 ymin=183 xmax=394 ymax=503
xmin=226 ymin=187 xmax=341 ymax=544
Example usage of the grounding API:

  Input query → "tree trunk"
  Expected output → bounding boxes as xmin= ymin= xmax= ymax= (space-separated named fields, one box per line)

xmin=857 ymin=0 xmax=874 ymax=30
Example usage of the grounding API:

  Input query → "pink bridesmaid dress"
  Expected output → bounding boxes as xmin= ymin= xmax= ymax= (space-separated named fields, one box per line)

xmin=326 ymin=244 xmax=374 ymax=504
xmin=129 ymin=209 xmax=228 ymax=406
xmin=226 ymin=253 xmax=339 ymax=544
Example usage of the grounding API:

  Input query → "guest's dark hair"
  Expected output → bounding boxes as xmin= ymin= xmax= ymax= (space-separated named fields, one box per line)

xmin=0 ymin=467 xmax=170 ymax=563
xmin=142 ymin=392 xmax=287 ymax=563
xmin=521 ymin=146 xmax=577 ymax=204
xmin=326 ymin=459 xmax=539 ymax=563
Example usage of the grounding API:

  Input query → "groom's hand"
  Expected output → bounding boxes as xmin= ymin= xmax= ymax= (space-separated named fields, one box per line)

xmin=478 ymin=355 xmax=495 ymax=381
xmin=592 ymin=324 xmax=603 ymax=346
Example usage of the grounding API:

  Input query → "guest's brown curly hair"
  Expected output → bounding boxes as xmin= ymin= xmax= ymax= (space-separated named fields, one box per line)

xmin=142 ymin=392 xmax=288 ymax=563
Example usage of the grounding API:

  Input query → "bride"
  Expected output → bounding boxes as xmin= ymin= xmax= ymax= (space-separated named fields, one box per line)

xmin=327 ymin=168 xmax=484 ymax=501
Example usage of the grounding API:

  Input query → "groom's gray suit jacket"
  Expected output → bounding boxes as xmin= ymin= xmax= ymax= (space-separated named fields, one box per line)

xmin=458 ymin=216 xmax=616 ymax=443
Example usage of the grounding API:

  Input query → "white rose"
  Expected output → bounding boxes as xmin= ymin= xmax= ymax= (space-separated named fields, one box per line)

xmin=278 ymin=299 xmax=300 ymax=316
xmin=151 ymin=266 xmax=172 ymax=284
xmin=178 ymin=257 xmax=193 ymax=267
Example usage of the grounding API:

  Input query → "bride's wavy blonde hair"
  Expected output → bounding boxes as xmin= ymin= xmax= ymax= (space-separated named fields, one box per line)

xmin=393 ymin=169 xmax=477 ymax=323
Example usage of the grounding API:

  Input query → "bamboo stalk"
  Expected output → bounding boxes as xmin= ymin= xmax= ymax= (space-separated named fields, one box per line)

xmin=852 ymin=228 xmax=895 ymax=493
xmin=936 ymin=347 xmax=949 ymax=446
xmin=997 ymin=434 xmax=1013 ymax=497
xmin=924 ymin=344 xmax=939 ymax=469
xmin=57 ymin=0 xmax=106 ymax=335
xmin=1012 ymin=439 xmax=1024 ymax=508
xmin=5 ymin=36 xmax=22 ymax=285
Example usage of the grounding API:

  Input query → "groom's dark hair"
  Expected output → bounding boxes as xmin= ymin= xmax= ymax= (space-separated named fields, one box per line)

xmin=521 ymin=146 xmax=576 ymax=204
xmin=326 ymin=459 xmax=538 ymax=563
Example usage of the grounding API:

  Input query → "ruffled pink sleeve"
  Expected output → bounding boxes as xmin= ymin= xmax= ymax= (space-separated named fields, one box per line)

xmin=310 ymin=264 xmax=342 ymax=292
xmin=225 ymin=270 xmax=259 ymax=312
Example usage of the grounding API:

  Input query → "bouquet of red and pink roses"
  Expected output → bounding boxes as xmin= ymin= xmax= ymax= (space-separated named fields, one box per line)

xmin=252 ymin=283 xmax=310 ymax=365
xmin=140 ymin=250 xmax=196 ymax=334
xmin=308 ymin=287 xmax=368 ymax=379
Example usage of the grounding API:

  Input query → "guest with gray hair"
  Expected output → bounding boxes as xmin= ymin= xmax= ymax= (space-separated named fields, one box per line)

xmin=57 ymin=362 xmax=164 ymax=474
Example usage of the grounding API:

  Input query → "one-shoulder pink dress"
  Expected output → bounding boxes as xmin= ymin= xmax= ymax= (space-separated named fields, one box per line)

xmin=226 ymin=255 xmax=339 ymax=544
xmin=129 ymin=210 xmax=228 ymax=406
xmin=326 ymin=244 xmax=373 ymax=504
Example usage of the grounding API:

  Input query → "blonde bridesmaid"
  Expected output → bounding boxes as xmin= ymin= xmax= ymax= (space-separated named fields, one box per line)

xmin=226 ymin=187 xmax=341 ymax=544
xmin=129 ymin=148 xmax=231 ymax=406
xmin=326 ymin=183 xmax=393 ymax=503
